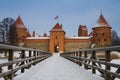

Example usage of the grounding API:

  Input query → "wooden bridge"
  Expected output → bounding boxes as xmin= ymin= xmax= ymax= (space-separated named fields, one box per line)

xmin=0 ymin=44 xmax=120 ymax=80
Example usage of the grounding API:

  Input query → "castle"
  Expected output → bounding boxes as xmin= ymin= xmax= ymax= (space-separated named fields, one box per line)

xmin=9 ymin=14 xmax=112 ymax=52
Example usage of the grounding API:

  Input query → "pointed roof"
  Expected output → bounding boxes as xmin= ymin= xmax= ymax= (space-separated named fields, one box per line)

xmin=50 ymin=23 xmax=65 ymax=32
xmin=14 ymin=16 xmax=27 ymax=29
xmin=94 ymin=14 xmax=111 ymax=28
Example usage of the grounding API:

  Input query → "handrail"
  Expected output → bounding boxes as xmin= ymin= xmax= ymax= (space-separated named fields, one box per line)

xmin=0 ymin=44 xmax=52 ymax=80
xmin=60 ymin=46 xmax=120 ymax=80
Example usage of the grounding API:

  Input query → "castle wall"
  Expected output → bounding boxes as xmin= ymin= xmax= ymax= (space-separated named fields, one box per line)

xmin=24 ymin=38 xmax=49 ymax=51
xmin=65 ymin=37 xmax=91 ymax=52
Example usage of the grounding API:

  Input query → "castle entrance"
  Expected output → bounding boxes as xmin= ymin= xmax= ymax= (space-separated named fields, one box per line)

xmin=55 ymin=46 xmax=59 ymax=52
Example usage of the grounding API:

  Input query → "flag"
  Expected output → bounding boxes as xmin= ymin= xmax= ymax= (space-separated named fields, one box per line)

xmin=54 ymin=16 xmax=58 ymax=19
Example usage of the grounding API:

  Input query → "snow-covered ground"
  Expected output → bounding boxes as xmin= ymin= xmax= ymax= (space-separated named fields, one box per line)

xmin=12 ymin=53 xmax=104 ymax=80
xmin=0 ymin=51 xmax=119 ymax=80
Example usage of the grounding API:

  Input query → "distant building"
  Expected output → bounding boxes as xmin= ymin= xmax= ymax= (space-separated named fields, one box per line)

xmin=78 ymin=25 xmax=88 ymax=36
xmin=9 ymin=14 xmax=112 ymax=52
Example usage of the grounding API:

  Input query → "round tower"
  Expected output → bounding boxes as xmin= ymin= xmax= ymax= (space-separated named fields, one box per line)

xmin=9 ymin=16 xmax=27 ymax=46
xmin=92 ymin=14 xmax=112 ymax=47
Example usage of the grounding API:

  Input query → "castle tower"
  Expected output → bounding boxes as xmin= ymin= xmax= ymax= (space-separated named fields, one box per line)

xmin=78 ymin=25 xmax=88 ymax=36
xmin=92 ymin=14 xmax=112 ymax=47
xmin=49 ymin=23 xmax=65 ymax=52
xmin=9 ymin=16 xmax=28 ymax=46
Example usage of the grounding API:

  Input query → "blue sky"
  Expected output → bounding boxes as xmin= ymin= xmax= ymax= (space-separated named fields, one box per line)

xmin=0 ymin=0 xmax=120 ymax=36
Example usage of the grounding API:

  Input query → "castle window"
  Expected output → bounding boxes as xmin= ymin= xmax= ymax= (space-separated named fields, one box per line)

xmin=104 ymin=39 xmax=106 ymax=41
xmin=102 ymin=33 xmax=105 ymax=36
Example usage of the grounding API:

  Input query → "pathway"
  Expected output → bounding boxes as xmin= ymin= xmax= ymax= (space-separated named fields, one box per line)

xmin=13 ymin=53 xmax=104 ymax=80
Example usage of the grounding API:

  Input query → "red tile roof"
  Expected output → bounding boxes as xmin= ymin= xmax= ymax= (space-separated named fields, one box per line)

xmin=50 ymin=23 xmax=64 ymax=32
xmin=14 ymin=16 xmax=27 ymax=29
xmin=94 ymin=14 xmax=111 ymax=28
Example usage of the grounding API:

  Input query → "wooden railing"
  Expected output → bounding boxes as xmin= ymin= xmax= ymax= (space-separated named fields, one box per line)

xmin=60 ymin=46 xmax=120 ymax=80
xmin=0 ymin=44 xmax=52 ymax=80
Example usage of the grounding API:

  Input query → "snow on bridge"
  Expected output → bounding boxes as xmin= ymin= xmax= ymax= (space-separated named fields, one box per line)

xmin=13 ymin=53 xmax=104 ymax=80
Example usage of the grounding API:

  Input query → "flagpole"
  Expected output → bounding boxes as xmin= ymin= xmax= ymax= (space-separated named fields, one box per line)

xmin=58 ymin=18 xmax=59 ymax=23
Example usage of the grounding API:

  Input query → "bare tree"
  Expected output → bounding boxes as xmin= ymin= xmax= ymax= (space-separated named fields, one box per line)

xmin=0 ymin=18 xmax=15 ymax=44
xmin=111 ymin=30 xmax=120 ymax=46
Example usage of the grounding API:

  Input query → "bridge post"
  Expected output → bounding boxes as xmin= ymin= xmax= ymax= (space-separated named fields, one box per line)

xmin=33 ymin=51 xmax=36 ymax=65
xmin=8 ymin=49 xmax=14 ymax=80
xmin=79 ymin=51 xmax=82 ymax=66
xmin=84 ymin=51 xmax=88 ymax=69
xmin=29 ymin=51 xmax=32 ymax=68
xmin=92 ymin=51 xmax=96 ymax=74
xmin=76 ymin=51 xmax=79 ymax=65
xmin=104 ymin=50 xmax=111 ymax=80
xmin=21 ymin=50 xmax=25 ymax=73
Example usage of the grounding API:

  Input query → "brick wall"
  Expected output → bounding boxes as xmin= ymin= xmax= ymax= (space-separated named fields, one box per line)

xmin=65 ymin=38 xmax=91 ymax=52
xmin=24 ymin=39 xmax=49 ymax=51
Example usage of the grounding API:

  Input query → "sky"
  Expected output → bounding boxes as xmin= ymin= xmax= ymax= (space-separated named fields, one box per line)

xmin=0 ymin=0 xmax=120 ymax=36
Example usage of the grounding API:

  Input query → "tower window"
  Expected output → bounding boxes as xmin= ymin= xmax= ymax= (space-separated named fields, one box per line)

xmin=104 ymin=39 xmax=106 ymax=41
xmin=102 ymin=33 xmax=105 ymax=36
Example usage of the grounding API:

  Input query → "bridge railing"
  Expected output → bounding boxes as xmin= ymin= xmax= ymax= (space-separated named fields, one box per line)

xmin=60 ymin=46 xmax=120 ymax=80
xmin=0 ymin=44 xmax=52 ymax=80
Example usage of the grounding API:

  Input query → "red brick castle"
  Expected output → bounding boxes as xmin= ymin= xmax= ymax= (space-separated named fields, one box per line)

xmin=10 ymin=14 xmax=112 ymax=52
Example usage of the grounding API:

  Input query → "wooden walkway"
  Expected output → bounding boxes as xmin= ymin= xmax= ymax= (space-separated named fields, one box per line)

xmin=13 ymin=53 xmax=104 ymax=80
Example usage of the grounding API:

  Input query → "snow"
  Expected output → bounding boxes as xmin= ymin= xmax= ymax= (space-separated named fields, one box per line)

xmin=94 ymin=23 xmax=110 ymax=27
xmin=66 ymin=36 xmax=90 ymax=39
xmin=26 ymin=36 xmax=91 ymax=40
xmin=111 ymin=51 xmax=120 ymax=57
xmin=26 ymin=37 xmax=49 ymax=39
xmin=13 ymin=53 xmax=104 ymax=80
